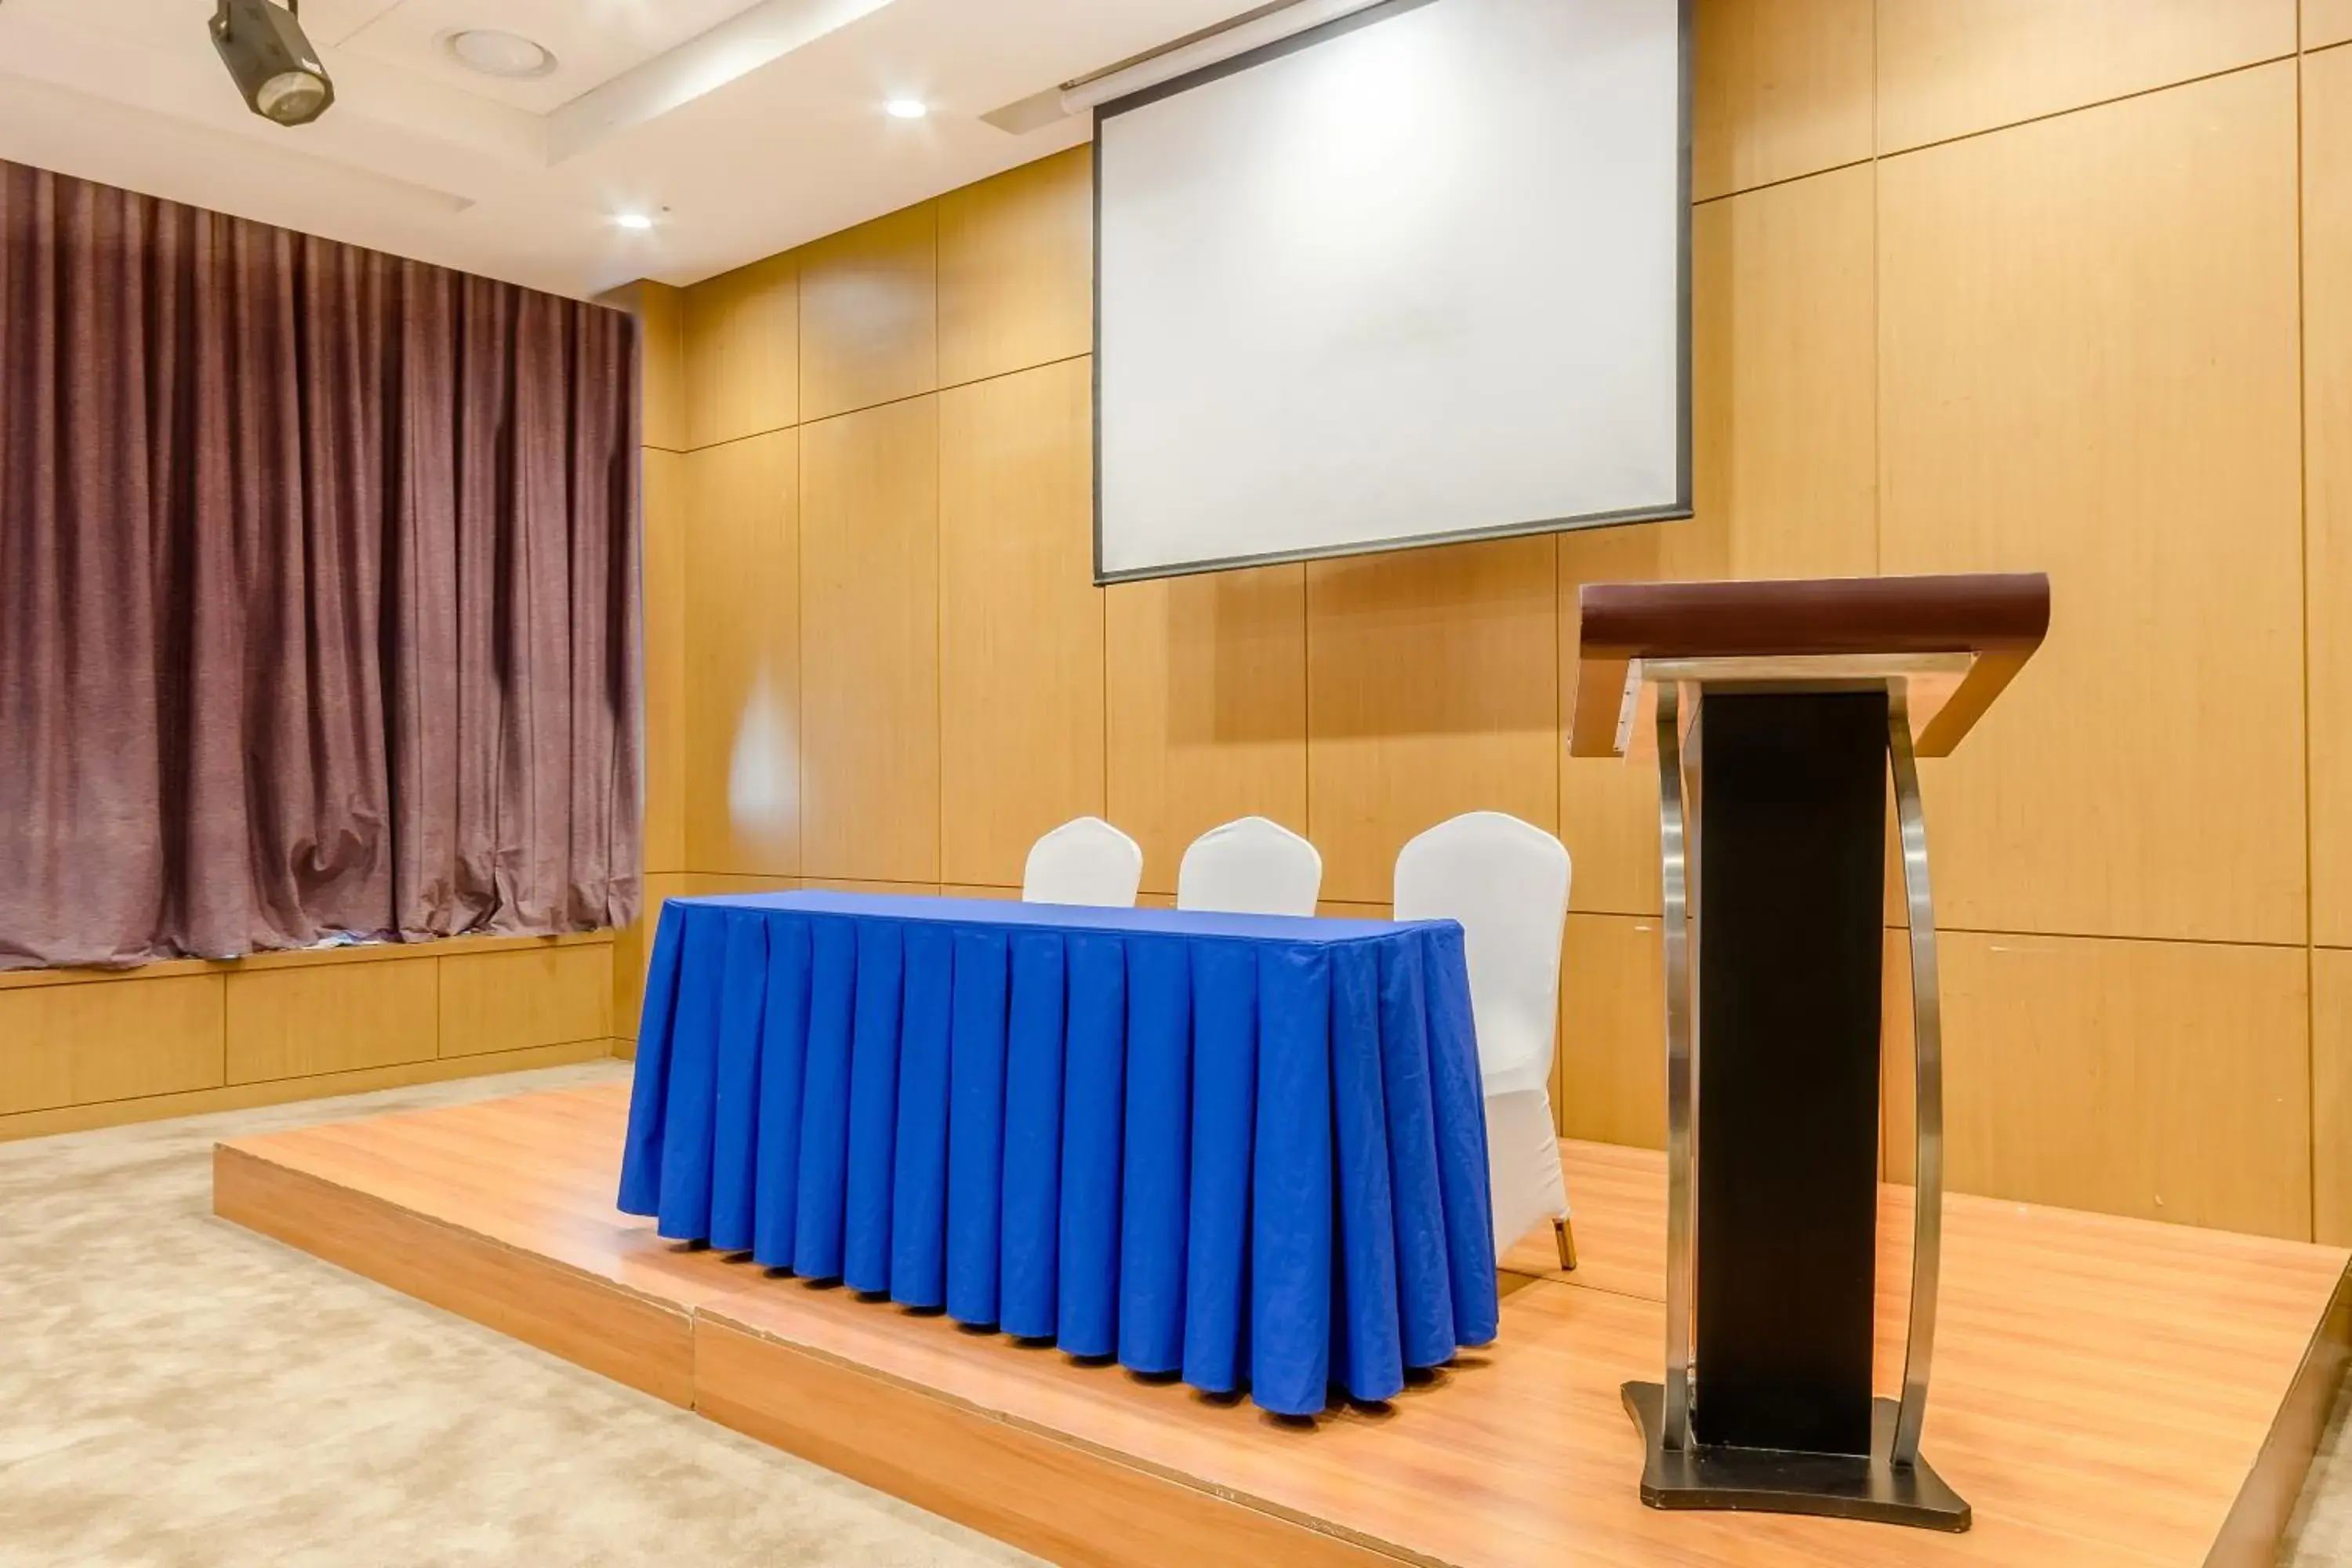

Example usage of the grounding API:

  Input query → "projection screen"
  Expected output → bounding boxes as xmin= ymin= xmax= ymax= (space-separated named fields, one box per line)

xmin=1093 ymin=0 xmax=1690 ymax=582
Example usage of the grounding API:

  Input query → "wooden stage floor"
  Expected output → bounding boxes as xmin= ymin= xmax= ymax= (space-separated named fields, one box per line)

xmin=212 ymin=1082 xmax=2348 ymax=1567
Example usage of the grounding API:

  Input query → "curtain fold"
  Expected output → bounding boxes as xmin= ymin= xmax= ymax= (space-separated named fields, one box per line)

xmin=0 ymin=160 xmax=641 ymax=969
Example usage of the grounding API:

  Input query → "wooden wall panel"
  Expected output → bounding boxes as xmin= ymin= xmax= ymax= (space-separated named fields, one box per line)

xmin=938 ymin=359 xmax=1103 ymax=887
xmin=1106 ymin=565 xmax=1308 ymax=896
xmin=1693 ymin=166 xmax=1879 ymax=584
xmin=439 ymin=946 xmax=612 ymax=1059
xmin=2314 ymin=5 xmax=2352 ymax=49
xmin=1896 ymin=931 xmax=2311 ymax=1240
xmin=1557 ymin=914 xmax=1665 ymax=1149
xmin=612 ymin=872 xmax=691 ymax=1044
xmin=682 ymin=873 xmax=803 ymax=896
xmin=1877 ymin=66 xmax=2306 ymax=946
xmin=611 ymin=921 xmax=644 ymax=1045
xmin=641 ymin=448 xmax=688 ymax=877
xmin=1692 ymin=0 xmax=1873 ymax=201
xmin=1558 ymin=526 xmax=1668 ymax=918
xmin=683 ymin=431 xmax=799 ymax=880
xmin=800 ymin=203 xmax=938 ymax=423
xmin=1876 ymin=0 xmax=2296 ymax=154
xmin=799 ymin=397 xmax=942 ymax=884
xmin=1560 ymin=165 xmax=1878 ymax=917
xmin=938 ymin=147 xmax=1091 ymax=388
xmin=684 ymin=253 xmax=797 ymax=448
xmin=225 ymin=960 xmax=437 ymax=1084
xmin=0 ymin=975 xmax=224 ymax=1115
xmin=2309 ymin=45 xmax=2352 ymax=947
xmin=612 ymin=264 xmax=688 ymax=1048
xmin=3 ymin=937 xmax=617 ymax=1131
xmin=1306 ymin=536 xmax=1559 ymax=906
xmin=2317 ymin=949 xmax=2352 ymax=1244
xmin=631 ymin=280 xmax=688 ymax=452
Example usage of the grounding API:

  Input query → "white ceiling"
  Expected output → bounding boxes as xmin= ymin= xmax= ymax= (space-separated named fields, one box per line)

xmin=0 ymin=0 xmax=1248 ymax=298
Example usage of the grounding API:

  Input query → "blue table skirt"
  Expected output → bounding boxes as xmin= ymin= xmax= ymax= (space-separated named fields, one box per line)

xmin=618 ymin=891 xmax=1499 ymax=1415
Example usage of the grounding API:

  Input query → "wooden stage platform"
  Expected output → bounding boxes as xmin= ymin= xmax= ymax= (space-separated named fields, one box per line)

xmin=212 ymin=1081 xmax=2349 ymax=1566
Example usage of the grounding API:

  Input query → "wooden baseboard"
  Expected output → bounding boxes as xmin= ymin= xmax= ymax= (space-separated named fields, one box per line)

xmin=212 ymin=1142 xmax=695 ymax=1406
xmin=2209 ymin=1268 xmax=2352 ymax=1566
xmin=0 ymin=1038 xmax=613 ymax=1143
xmin=696 ymin=1316 xmax=1393 ymax=1568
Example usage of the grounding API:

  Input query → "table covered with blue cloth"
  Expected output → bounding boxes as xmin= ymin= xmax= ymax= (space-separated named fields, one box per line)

xmin=617 ymin=890 xmax=1499 ymax=1415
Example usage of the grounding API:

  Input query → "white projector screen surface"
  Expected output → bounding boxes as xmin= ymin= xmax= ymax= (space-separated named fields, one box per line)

xmin=1094 ymin=0 xmax=1687 ymax=581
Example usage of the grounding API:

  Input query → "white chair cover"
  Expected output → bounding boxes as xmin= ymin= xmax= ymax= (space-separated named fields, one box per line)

xmin=1392 ymin=811 xmax=1574 ymax=1262
xmin=1021 ymin=817 xmax=1145 ymax=909
xmin=1175 ymin=816 xmax=1323 ymax=917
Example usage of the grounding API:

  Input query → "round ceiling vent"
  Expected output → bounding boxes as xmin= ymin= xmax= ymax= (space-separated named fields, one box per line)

xmin=442 ymin=29 xmax=558 ymax=80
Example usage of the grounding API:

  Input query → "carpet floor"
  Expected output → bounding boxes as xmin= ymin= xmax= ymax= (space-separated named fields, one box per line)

xmin=2 ymin=1061 xmax=2347 ymax=1566
xmin=0 ymin=1062 xmax=1036 ymax=1568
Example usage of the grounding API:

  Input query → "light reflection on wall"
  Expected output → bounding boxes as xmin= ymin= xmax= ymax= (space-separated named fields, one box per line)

xmin=728 ymin=662 xmax=795 ymax=834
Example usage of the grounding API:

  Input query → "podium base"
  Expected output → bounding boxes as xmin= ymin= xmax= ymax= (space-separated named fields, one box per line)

xmin=1622 ymin=1382 xmax=1971 ymax=1532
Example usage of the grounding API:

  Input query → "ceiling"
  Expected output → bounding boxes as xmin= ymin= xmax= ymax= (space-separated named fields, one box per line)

xmin=0 ymin=0 xmax=1250 ymax=298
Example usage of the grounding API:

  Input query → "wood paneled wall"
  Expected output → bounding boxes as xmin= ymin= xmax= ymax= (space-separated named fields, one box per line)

xmin=629 ymin=7 xmax=2352 ymax=1245
xmin=0 ymin=933 xmax=616 ymax=1142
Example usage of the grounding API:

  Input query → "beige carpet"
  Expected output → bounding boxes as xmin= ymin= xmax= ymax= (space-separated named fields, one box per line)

xmin=2 ymin=1062 xmax=2347 ymax=1566
xmin=2292 ymin=1393 xmax=2352 ymax=1565
xmin=0 ymin=1063 xmax=1036 ymax=1568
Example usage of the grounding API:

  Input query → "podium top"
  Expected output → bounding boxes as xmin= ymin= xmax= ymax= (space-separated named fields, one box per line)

xmin=1570 ymin=572 xmax=2050 ymax=759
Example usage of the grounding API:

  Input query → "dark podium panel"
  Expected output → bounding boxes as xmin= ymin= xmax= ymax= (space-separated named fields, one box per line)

xmin=1693 ymin=691 xmax=1886 ymax=1457
xmin=1571 ymin=572 xmax=2052 ymax=1534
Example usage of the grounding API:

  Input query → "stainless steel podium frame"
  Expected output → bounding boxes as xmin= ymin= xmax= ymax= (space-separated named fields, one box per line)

xmin=1635 ymin=654 xmax=1966 ymax=1528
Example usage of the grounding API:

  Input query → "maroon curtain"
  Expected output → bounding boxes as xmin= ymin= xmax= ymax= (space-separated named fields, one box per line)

xmin=0 ymin=161 xmax=641 ymax=970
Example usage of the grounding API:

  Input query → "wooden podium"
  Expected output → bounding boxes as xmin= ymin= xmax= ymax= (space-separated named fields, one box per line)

xmin=1569 ymin=572 xmax=2051 ymax=1532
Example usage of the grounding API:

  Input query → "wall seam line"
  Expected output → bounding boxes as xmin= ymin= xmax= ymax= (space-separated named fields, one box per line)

xmin=2296 ymin=42 xmax=2321 ymax=1241
xmin=1877 ymin=53 xmax=2297 ymax=168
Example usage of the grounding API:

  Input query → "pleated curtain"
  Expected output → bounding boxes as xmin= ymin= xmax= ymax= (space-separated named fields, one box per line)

xmin=0 ymin=159 xmax=641 ymax=968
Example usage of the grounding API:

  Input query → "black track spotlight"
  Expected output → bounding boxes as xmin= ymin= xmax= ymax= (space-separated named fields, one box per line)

xmin=211 ymin=0 xmax=334 ymax=127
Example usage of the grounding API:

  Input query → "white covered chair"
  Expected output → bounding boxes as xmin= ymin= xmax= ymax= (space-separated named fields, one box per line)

xmin=1175 ymin=816 xmax=1323 ymax=917
xmin=1392 ymin=811 xmax=1577 ymax=1271
xmin=1022 ymin=817 xmax=1145 ymax=908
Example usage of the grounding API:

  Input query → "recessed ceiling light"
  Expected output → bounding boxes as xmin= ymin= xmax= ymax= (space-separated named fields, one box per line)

xmin=615 ymin=212 xmax=655 ymax=231
xmin=445 ymin=29 xmax=557 ymax=80
xmin=884 ymin=99 xmax=928 ymax=120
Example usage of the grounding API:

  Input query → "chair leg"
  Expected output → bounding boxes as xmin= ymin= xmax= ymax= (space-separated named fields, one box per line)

xmin=1552 ymin=1214 xmax=1577 ymax=1272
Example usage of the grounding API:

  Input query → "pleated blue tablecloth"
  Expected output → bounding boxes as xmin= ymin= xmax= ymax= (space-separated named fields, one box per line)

xmin=617 ymin=890 xmax=1498 ymax=1416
